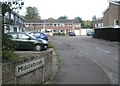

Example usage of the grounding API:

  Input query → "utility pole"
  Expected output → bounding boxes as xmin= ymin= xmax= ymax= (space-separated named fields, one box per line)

xmin=72 ymin=21 xmax=74 ymax=32
xmin=33 ymin=22 xmax=35 ymax=35
xmin=43 ymin=19 xmax=46 ymax=33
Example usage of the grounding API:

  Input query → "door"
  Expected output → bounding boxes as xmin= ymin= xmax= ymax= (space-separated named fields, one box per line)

xmin=18 ymin=33 xmax=34 ymax=50
xmin=14 ymin=27 xmax=17 ymax=32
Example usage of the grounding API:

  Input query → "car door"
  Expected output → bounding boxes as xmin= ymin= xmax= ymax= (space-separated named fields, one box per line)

xmin=18 ymin=33 xmax=34 ymax=50
xmin=10 ymin=33 xmax=20 ymax=49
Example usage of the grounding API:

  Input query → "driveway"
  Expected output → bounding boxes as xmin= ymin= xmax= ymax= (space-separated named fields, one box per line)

xmin=49 ymin=36 xmax=118 ymax=84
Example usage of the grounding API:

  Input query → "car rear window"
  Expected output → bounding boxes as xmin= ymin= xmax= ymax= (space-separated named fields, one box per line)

xmin=11 ymin=33 xmax=17 ymax=39
xmin=18 ymin=33 xmax=29 ymax=39
xmin=40 ymin=33 xmax=46 ymax=38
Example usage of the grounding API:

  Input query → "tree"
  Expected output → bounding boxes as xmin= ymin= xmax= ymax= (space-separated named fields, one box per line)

xmin=47 ymin=17 xmax=55 ymax=20
xmin=92 ymin=15 xmax=97 ymax=21
xmin=24 ymin=6 xmax=41 ymax=20
xmin=58 ymin=15 xmax=68 ymax=20
xmin=83 ymin=20 xmax=93 ymax=28
xmin=1 ymin=0 xmax=24 ymax=62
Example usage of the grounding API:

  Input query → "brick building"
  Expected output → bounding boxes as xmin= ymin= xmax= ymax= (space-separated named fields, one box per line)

xmin=4 ymin=11 xmax=25 ymax=33
xmin=25 ymin=19 xmax=81 ymax=36
xmin=93 ymin=0 xmax=120 ymax=28
xmin=1 ymin=2 xmax=25 ymax=33
xmin=93 ymin=0 xmax=120 ymax=41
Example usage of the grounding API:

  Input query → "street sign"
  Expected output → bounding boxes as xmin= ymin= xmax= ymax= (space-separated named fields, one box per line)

xmin=15 ymin=58 xmax=44 ymax=77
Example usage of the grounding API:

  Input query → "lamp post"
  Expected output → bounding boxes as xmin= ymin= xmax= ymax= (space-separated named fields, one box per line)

xmin=43 ymin=19 xmax=46 ymax=33
xmin=34 ymin=23 xmax=36 ymax=32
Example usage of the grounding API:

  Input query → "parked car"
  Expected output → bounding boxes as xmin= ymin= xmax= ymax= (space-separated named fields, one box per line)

xmin=87 ymin=32 xmax=94 ymax=36
xmin=27 ymin=31 xmax=48 ymax=41
xmin=6 ymin=32 xmax=48 ymax=51
xmin=68 ymin=32 xmax=75 ymax=36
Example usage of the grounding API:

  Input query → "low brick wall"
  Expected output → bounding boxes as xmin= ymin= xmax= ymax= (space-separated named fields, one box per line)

xmin=2 ymin=49 xmax=53 ymax=84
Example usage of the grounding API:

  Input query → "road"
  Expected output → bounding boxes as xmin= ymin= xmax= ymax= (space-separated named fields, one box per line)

xmin=49 ymin=36 xmax=118 ymax=84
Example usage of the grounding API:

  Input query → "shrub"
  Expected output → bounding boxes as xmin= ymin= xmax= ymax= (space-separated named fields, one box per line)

xmin=2 ymin=34 xmax=17 ymax=50
xmin=48 ymin=42 xmax=54 ymax=48
xmin=2 ymin=50 xmax=19 ymax=62
xmin=2 ymin=33 xmax=19 ymax=62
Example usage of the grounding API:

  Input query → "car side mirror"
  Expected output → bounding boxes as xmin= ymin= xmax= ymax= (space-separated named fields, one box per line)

xmin=28 ymin=37 xmax=31 ymax=40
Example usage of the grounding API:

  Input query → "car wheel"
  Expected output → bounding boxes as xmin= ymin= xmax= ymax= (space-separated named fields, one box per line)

xmin=34 ymin=44 xmax=42 ymax=51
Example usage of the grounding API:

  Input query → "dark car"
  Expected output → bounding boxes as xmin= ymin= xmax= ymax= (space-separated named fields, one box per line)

xmin=6 ymin=32 xmax=48 ymax=51
xmin=27 ymin=32 xmax=48 ymax=41
xmin=87 ymin=32 xmax=94 ymax=36
xmin=68 ymin=32 xmax=75 ymax=36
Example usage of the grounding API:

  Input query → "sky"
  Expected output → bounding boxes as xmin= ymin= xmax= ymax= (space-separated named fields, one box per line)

xmin=2 ymin=0 xmax=110 ymax=20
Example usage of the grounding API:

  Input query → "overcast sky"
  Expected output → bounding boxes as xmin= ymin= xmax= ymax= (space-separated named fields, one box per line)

xmin=3 ymin=0 xmax=110 ymax=20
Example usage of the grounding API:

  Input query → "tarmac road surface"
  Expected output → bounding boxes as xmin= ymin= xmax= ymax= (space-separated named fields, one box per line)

xmin=49 ymin=36 xmax=118 ymax=84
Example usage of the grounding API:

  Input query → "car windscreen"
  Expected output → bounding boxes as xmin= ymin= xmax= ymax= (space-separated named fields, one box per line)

xmin=40 ymin=33 xmax=47 ymax=38
xmin=26 ymin=33 xmax=37 ymax=39
xmin=29 ymin=32 xmax=47 ymax=38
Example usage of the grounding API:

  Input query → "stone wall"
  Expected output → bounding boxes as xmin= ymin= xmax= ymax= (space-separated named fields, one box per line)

xmin=2 ymin=49 xmax=53 ymax=84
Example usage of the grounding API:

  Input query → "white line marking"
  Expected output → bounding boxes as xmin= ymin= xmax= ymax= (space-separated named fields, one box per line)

xmin=96 ymin=47 xmax=111 ymax=54
xmin=104 ymin=50 xmax=111 ymax=53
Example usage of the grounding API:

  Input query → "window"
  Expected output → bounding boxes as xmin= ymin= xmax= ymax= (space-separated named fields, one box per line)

xmin=35 ymin=33 xmax=40 ymax=37
xmin=14 ymin=27 xmax=17 ymax=32
xmin=54 ymin=24 xmax=57 ymax=26
xmin=11 ymin=33 xmax=17 ymax=39
xmin=15 ymin=16 xmax=19 ymax=22
xmin=40 ymin=33 xmax=46 ymax=38
xmin=114 ymin=20 xmax=119 ymax=26
xmin=19 ymin=19 xmax=21 ymax=23
xmin=98 ymin=23 xmax=101 ymax=27
xmin=25 ymin=24 xmax=29 ymax=27
xmin=61 ymin=30 xmax=64 ymax=32
xmin=11 ymin=13 xmax=14 ymax=20
xmin=53 ymin=30 xmax=56 ymax=32
xmin=19 ymin=33 xmax=29 ymax=39
xmin=65 ymin=24 xmax=68 ymax=26
xmin=95 ymin=24 xmax=98 ymax=27
xmin=45 ymin=30 xmax=49 ymax=33
xmin=101 ymin=23 xmax=103 ymax=27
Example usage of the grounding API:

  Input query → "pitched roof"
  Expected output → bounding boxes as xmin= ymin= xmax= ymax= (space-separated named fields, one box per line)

xmin=103 ymin=1 xmax=120 ymax=14
xmin=44 ymin=26 xmax=73 ymax=30
xmin=45 ymin=19 xmax=80 ymax=23
xmin=109 ymin=0 xmax=120 ymax=5
xmin=25 ymin=19 xmax=80 ymax=24
xmin=26 ymin=19 xmax=43 ymax=23
xmin=11 ymin=10 xmax=25 ymax=21
xmin=26 ymin=26 xmax=79 ymax=30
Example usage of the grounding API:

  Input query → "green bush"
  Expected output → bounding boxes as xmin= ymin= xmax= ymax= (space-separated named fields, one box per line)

xmin=53 ymin=32 xmax=65 ymax=36
xmin=48 ymin=42 xmax=54 ymax=48
xmin=2 ymin=34 xmax=17 ymax=50
xmin=2 ymin=33 xmax=19 ymax=62
xmin=2 ymin=50 xmax=19 ymax=62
